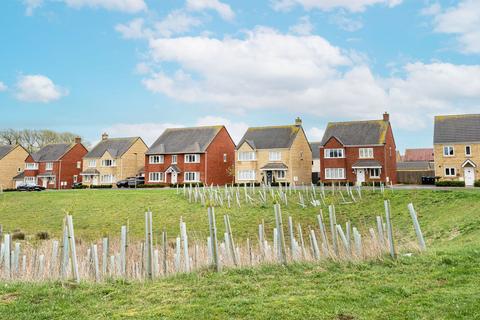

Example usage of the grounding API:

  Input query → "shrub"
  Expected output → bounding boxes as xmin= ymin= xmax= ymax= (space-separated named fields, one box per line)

xmin=36 ymin=231 xmax=49 ymax=240
xmin=435 ymin=180 xmax=465 ymax=187
xmin=474 ymin=180 xmax=480 ymax=187
xmin=90 ymin=185 xmax=113 ymax=189
xmin=72 ymin=184 xmax=88 ymax=189
xmin=12 ymin=231 xmax=25 ymax=240
xmin=169 ymin=183 xmax=205 ymax=188
xmin=1 ymin=188 xmax=17 ymax=192
xmin=137 ymin=183 xmax=169 ymax=188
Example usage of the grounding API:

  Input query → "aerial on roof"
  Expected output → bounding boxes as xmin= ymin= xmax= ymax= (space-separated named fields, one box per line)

xmin=147 ymin=126 xmax=223 ymax=155
xmin=434 ymin=114 xmax=480 ymax=144
xmin=320 ymin=120 xmax=389 ymax=146
xmin=237 ymin=125 xmax=302 ymax=150
xmin=404 ymin=148 xmax=434 ymax=162
xmin=31 ymin=143 xmax=73 ymax=162
xmin=0 ymin=145 xmax=16 ymax=160
xmin=85 ymin=137 xmax=140 ymax=158
xmin=310 ymin=142 xmax=322 ymax=159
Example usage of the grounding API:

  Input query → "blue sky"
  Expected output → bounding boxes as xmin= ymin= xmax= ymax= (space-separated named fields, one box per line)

xmin=0 ymin=0 xmax=479 ymax=151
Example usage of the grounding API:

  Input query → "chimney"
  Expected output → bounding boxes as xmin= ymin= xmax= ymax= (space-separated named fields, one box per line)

xmin=295 ymin=117 xmax=302 ymax=126
xmin=383 ymin=112 xmax=390 ymax=122
xmin=74 ymin=137 xmax=81 ymax=144
xmin=102 ymin=133 xmax=109 ymax=141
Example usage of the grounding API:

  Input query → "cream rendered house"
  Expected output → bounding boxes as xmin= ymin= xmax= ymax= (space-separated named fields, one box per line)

xmin=81 ymin=133 xmax=147 ymax=186
xmin=235 ymin=118 xmax=312 ymax=185
xmin=0 ymin=145 xmax=29 ymax=189
xmin=434 ymin=114 xmax=480 ymax=187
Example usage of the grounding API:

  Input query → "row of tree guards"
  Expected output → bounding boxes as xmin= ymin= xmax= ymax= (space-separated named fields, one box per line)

xmin=0 ymin=201 xmax=426 ymax=283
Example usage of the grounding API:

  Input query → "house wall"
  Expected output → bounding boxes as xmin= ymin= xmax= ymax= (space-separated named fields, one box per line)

xmin=0 ymin=146 xmax=29 ymax=189
xmin=434 ymin=143 xmax=480 ymax=182
xmin=57 ymin=143 xmax=88 ymax=189
xmin=288 ymin=129 xmax=312 ymax=184
xmin=119 ymin=138 xmax=148 ymax=181
xmin=205 ymin=127 xmax=236 ymax=185
xmin=145 ymin=153 xmax=206 ymax=184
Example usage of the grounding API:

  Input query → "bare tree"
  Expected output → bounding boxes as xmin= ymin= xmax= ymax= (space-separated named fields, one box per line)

xmin=0 ymin=129 xmax=85 ymax=153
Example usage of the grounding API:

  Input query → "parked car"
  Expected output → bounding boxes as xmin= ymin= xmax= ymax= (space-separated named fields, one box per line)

xmin=16 ymin=183 xmax=45 ymax=192
xmin=116 ymin=179 xmax=130 ymax=188
xmin=127 ymin=176 xmax=145 ymax=188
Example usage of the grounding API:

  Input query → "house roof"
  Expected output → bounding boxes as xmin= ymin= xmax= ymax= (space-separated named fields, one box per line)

xmin=404 ymin=148 xmax=434 ymax=162
xmin=434 ymin=114 xmax=480 ymax=144
xmin=85 ymin=137 xmax=140 ymax=159
xmin=320 ymin=120 xmax=389 ymax=146
xmin=352 ymin=160 xmax=382 ymax=168
xmin=310 ymin=142 xmax=322 ymax=159
xmin=237 ymin=125 xmax=302 ymax=150
xmin=147 ymin=126 xmax=223 ymax=155
xmin=260 ymin=162 xmax=288 ymax=170
xmin=80 ymin=169 xmax=100 ymax=175
xmin=0 ymin=145 xmax=15 ymax=160
xmin=397 ymin=161 xmax=434 ymax=171
xmin=165 ymin=164 xmax=181 ymax=173
xmin=31 ymin=143 xmax=73 ymax=162
xmin=13 ymin=171 xmax=25 ymax=180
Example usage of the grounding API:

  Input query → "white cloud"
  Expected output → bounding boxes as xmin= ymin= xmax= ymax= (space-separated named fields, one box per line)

xmin=429 ymin=0 xmax=480 ymax=54
xmin=0 ymin=81 xmax=7 ymax=92
xmin=307 ymin=127 xmax=325 ymax=141
xmin=272 ymin=0 xmax=402 ymax=12
xmin=115 ymin=18 xmax=150 ymax=39
xmin=15 ymin=75 xmax=68 ymax=103
xmin=63 ymin=0 xmax=147 ymax=13
xmin=24 ymin=0 xmax=43 ymax=16
xmin=103 ymin=122 xmax=184 ymax=146
xmin=196 ymin=116 xmax=249 ymax=143
xmin=186 ymin=0 xmax=235 ymax=21
xmin=329 ymin=11 xmax=363 ymax=31
xmin=289 ymin=16 xmax=314 ymax=35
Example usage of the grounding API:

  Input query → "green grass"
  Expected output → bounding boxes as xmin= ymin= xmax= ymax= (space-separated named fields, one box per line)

xmin=0 ymin=188 xmax=479 ymax=319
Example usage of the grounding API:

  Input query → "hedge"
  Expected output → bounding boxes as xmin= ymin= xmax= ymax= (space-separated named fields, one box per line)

xmin=435 ymin=180 xmax=465 ymax=187
xmin=137 ymin=183 xmax=170 ymax=188
xmin=89 ymin=185 xmax=113 ymax=189
xmin=1 ymin=188 xmax=18 ymax=192
xmin=474 ymin=180 xmax=480 ymax=187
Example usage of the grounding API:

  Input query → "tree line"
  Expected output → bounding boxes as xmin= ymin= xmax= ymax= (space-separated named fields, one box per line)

xmin=0 ymin=129 xmax=87 ymax=153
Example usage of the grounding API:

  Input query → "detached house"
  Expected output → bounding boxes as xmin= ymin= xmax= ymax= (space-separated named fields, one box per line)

xmin=24 ymin=138 xmax=88 ymax=189
xmin=434 ymin=114 xmax=480 ymax=186
xmin=319 ymin=113 xmax=397 ymax=185
xmin=0 ymin=145 xmax=29 ymax=189
xmin=81 ymin=133 xmax=147 ymax=186
xmin=145 ymin=126 xmax=235 ymax=185
xmin=235 ymin=118 xmax=312 ymax=185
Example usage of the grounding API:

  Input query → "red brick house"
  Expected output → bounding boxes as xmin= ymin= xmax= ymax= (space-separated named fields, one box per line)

xmin=319 ymin=113 xmax=397 ymax=185
xmin=145 ymin=126 xmax=235 ymax=185
xmin=24 ymin=138 xmax=88 ymax=189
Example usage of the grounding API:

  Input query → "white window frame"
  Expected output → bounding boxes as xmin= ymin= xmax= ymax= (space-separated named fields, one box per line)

xmin=88 ymin=159 xmax=96 ymax=168
xmin=443 ymin=146 xmax=454 ymax=157
xmin=101 ymin=174 xmax=115 ymax=183
xmin=324 ymin=149 xmax=345 ymax=159
xmin=73 ymin=175 xmax=78 ymax=183
xmin=369 ymin=168 xmax=381 ymax=178
xmin=24 ymin=176 xmax=36 ymax=184
xmin=223 ymin=153 xmax=227 ymax=163
xmin=148 ymin=172 xmax=164 ymax=183
xmin=359 ymin=148 xmax=374 ymax=159
xmin=238 ymin=151 xmax=256 ymax=161
xmin=25 ymin=163 xmax=38 ymax=170
xmin=171 ymin=155 xmax=177 ymax=164
xmin=184 ymin=154 xmax=200 ymax=164
xmin=276 ymin=170 xmax=286 ymax=180
xmin=465 ymin=145 xmax=472 ymax=157
xmin=269 ymin=151 xmax=281 ymax=161
xmin=77 ymin=161 xmax=81 ymax=169
xmin=101 ymin=159 xmax=116 ymax=167
xmin=325 ymin=168 xmax=346 ymax=179
xmin=45 ymin=162 xmax=54 ymax=171
xmin=184 ymin=171 xmax=200 ymax=182
xmin=445 ymin=167 xmax=456 ymax=177
xmin=238 ymin=170 xmax=256 ymax=181
xmin=149 ymin=155 xmax=164 ymax=164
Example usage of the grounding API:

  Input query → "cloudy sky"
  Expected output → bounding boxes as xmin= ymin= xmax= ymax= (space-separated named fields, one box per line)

xmin=1 ymin=0 xmax=479 ymax=150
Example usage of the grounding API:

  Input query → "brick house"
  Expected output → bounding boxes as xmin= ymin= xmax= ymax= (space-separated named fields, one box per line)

xmin=319 ymin=113 xmax=397 ymax=185
xmin=81 ymin=133 xmax=147 ymax=187
xmin=235 ymin=118 xmax=312 ymax=185
xmin=0 ymin=145 xmax=29 ymax=189
xmin=434 ymin=114 xmax=480 ymax=187
xmin=24 ymin=138 xmax=88 ymax=189
xmin=145 ymin=126 xmax=235 ymax=185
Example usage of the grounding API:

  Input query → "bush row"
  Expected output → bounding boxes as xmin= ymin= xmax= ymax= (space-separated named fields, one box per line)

xmin=435 ymin=180 xmax=466 ymax=187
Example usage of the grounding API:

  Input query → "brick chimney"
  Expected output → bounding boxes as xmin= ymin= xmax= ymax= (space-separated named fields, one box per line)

xmin=295 ymin=117 xmax=302 ymax=126
xmin=102 ymin=133 xmax=109 ymax=140
xmin=74 ymin=137 xmax=81 ymax=144
xmin=383 ymin=112 xmax=390 ymax=121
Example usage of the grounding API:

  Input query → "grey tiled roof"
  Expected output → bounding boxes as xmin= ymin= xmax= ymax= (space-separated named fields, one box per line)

xmin=13 ymin=171 xmax=25 ymax=180
xmin=85 ymin=137 xmax=140 ymax=158
xmin=147 ymin=126 xmax=223 ymax=155
xmin=260 ymin=162 xmax=288 ymax=170
xmin=310 ymin=142 xmax=322 ymax=159
xmin=351 ymin=160 xmax=382 ymax=168
xmin=80 ymin=169 xmax=100 ymax=175
xmin=321 ymin=120 xmax=389 ymax=146
xmin=0 ymin=145 xmax=15 ymax=160
xmin=434 ymin=114 xmax=480 ymax=144
xmin=237 ymin=125 xmax=301 ymax=150
xmin=397 ymin=161 xmax=434 ymax=171
xmin=165 ymin=164 xmax=181 ymax=173
xmin=31 ymin=143 xmax=73 ymax=162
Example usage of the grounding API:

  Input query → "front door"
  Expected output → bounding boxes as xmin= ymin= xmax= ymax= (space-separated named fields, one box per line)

xmin=171 ymin=172 xmax=177 ymax=184
xmin=92 ymin=176 xmax=99 ymax=186
xmin=464 ymin=167 xmax=475 ymax=186
xmin=42 ymin=178 xmax=47 ymax=188
xmin=356 ymin=169 xmax=365 ymax=186
xmin=266 ymin=171 xmax=273 ymax=184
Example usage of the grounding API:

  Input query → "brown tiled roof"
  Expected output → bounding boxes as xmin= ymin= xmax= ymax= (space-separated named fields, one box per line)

xmin=404 ymin=148 xmax=434 ymax=162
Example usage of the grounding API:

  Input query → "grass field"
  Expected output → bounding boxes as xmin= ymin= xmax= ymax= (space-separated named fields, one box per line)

xmin=0 ymin=188 xmax=479 ymax=319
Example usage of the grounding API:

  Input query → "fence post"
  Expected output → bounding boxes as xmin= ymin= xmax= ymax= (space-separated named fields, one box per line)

xmin=407 ymin=203 xmax=426 ymax=251
xmin=384 ymin=200 xmax=396 ymax=259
